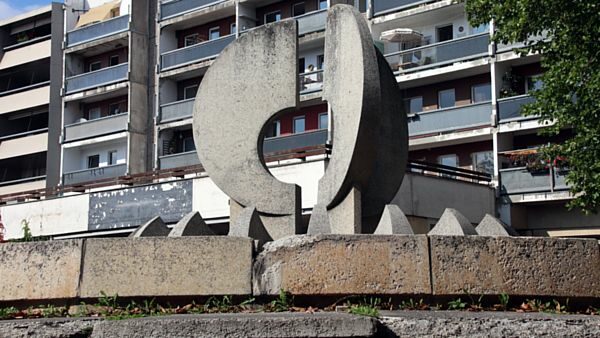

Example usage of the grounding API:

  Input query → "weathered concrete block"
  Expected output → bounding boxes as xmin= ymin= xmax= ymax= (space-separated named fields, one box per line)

xmin=428 ymin=208 xmax=477 ymax=236
xmin=476 ymin=214 xmax=518 ymax=236
xmin=253 ymin=235 xmax=431 ymax=295
xmin=129 ymin=216 xmax=170 ymax=237
xmin=80 ymin=237 xmax=253 ymax=298
xmin=374 ymin=204 xmax=413 ymax=235
xmin=430 ymin=236 xmax=600 ymax=297
xmin=0 ymin=240 xmax=82 ymax=302
xmin=168 ymin=211 xmax=215 ymax=237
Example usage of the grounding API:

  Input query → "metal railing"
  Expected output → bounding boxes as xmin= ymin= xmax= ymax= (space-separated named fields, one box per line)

xmin=159 ymin=98 xmax=194 ymax=123
xmin=0 ymin=175 xmax=46 ymax=187
xmin=408 ymin=160 xmax=492 ymax=183
xmin=160 ymin=0 xmax=227 ymax=20
xmin=66 ymin=15 xmax=129 ymax=47
xmin=63 ymin=164 xmax=127 ymax=186
xmin=297 ymin=9 xmax=327 ymax=35
xmin=299 ymin=70 xmax=324 ymax=95
xmin=0 ymin=128 xmax=48 ymax=142
xmin=384 ymin=33 xmax=490 ymax=75
xmin=499 ymin=166 xmax=569 ymax=195
xmin=498 ymin=94 xmax=537 ymax=122
xmin=161 ymin=34 xmax=235 ymax=71
xmin=372 ymin=0 xmax=432 ymax=17
xmin=263 ymin=129 xmax=328 ymax=154
xmin=65 ymin=63 xmax=128 ymax=94
xmin=64 ymin=113 xmax=128 ymax=142
xmin=159 ymin=151 xmax=200 ymax=169
xmin=408 ymin=101 xmax=492 ymax=136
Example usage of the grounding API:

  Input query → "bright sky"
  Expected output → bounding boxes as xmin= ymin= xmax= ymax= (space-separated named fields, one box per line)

xmin=0 ymin=0 xmax=59 ymax=21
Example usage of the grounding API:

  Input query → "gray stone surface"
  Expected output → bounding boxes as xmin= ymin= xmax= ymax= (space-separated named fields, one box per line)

xmin=374 ymin=204 xmax=414 ymax=235
xmin=476 ymin=214 xmax=517 ymax=236
xmin=129 ymin=216 xmax=171 ymax=237
xmin=91 ymin=313 xmax=377 ymax=338
xmin=428 ymin=208 xmax=477 ymax=236
xmin=193 ymin=20 xmax=301 ymax=239
xmin=0 ymin=318 xmax=99 ymax=338
xmin=379 ymin=311 xmax=600 ymax=338
xmin=168 ymin=211 xmax=215 ymax=237
xmin=253 ymin=235 xmax=431 ymax=295
xmin=307 ymin=203 xmax=332 ymax=235
xmin=80 ymin=237 xmax=253 ymax=298
xmin=430 ymin=235 xmax=600 ymax=297
xmin=328 ymin=186 xmax=362 ymax=234
xmin=228 ymin=206 xmax=273 ymax=248
xmin=0 ymin=240 xmax=82 ymax=302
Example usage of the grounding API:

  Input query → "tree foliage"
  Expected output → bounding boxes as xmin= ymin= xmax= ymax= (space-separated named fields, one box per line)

xmin=465 ymin=0 xmax=600 ymax=212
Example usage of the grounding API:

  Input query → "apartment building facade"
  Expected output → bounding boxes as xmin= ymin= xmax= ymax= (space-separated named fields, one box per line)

xmin=0 ymin=0 xmax=597 ymax=239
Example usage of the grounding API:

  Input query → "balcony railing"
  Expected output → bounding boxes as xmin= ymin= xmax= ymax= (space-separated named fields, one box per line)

xmin=66 ymin=15 xmax=129 ymax=47
xmin=384 ymin=33 xmax=490 ymax=75
xmin=500 ymin=166 xmax=570 ymax=195
xmin=263 ymin=129 xmax=328 ymax=154
xmin=64 ymin=113 xmax=128 ymax=142
xmin=498 ymin=94 xmax=537 ymax=122
xmin=161 ymin=34 xmax=235 ymax=71
xmin=372 ymin=0 xmax=431 ymax=17
xmin=159 ymin=98 xmax=194 ymax=123
xmin=300 ymin=70 xmax=324 ymax=95
xmin=408 ymin=101 xmax=492 ymax=137
xmin=65 ymin=63 xmax=128 ymax=94
xmin=297 ymin=9 xmax=327 ymax=35
xmin=159 ymin=151 xmax=200 ymax=169
xmin=63 ymin=164 xmax=127 ymax=186
xmin=160 ymin=0 xmax=227 ymax=20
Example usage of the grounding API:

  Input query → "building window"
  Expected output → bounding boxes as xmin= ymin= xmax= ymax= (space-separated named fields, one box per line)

xmin=471 ymin=23 xmax=489 ymax=35
xmin=230 ymin=23 xmax=237 ymax=34
xmin=108 ymin=103 xmax=122 ymax=115
xmin=299 ymin=57 xmax=305 ymax=73
xmin=184 ymin=34 xmax=200 ymax=47
xmin=318 ymin=0 xmax=327 ymax=10
xmin=526 ymin=74 xmax=544 ymax=92
xmin=293 ymin=115 xmax=305 ymax=133
xmin=438 ymin=154 xmax=458 ymax=178
xmin=471 ymin=83 xmax=491 ymax=103
xmin=183 ymin=137 xmax=195 ymax=152
xmin=472 ymin=151 xmax=494 ymax=174
xmin=317 ymin=54 xmax=324 ymax=70
xmin=265 ymin=120 xmax=281 ymax=138
xmin=108 ymin=150 xmax=118 ymax=165
xmin=438 ymin=88 xmax=455 ymax=109
xmin=89 ymin=61 xmax=101 ymax=72
xmin=292 ymin=2 xmax=306 ymax=16
xmin=88 ymin=107 xmax=101 ymax=120
xmin=209 ymin=27 xmax=220 ymax=40
xmin=405 ymin=96 xmax=423 ymax=114
xmin=183 ymin=85 xmax=199 ymax=100
xmin=265 ymin=11 xmax=282 ymax=24
xmin=436 ymin=24 xmax=453 ymax=42
xmin=318 ymin=112 xmax=328 ymax=130
xmin=88 ymin=154 xmax=100 ymax=169
xmin=109 ymin=55 xmax=119 ymax=67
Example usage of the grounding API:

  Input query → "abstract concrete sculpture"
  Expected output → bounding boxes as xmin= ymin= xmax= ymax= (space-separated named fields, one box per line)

xmin=476 ymin=214 xmax=517 ymax=236
xmin=129 ymin=216 xmax=171 ymax=237
xmin=168 ymin=211 xmax=215 ymax=237
xmin=428 ymin=208 xmax=478 ymax=236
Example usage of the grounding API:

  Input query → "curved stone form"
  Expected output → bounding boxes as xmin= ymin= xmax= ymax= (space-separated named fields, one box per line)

xmin=193 ymin=21 xmax=301 ymax=239
xmin=428 ymin=208 xmax=477 ymax=236
xmin=168 ymin=211 xmax=215 ymax=237
xmin=476 ymin=214 xmax=517 ymax=236
xmin=374 ymin=204 xmax=413 ymax=235
xmin=129 ymin=216 xmax=171 ymax=237
xmin=229 ymin=206 xmax=273 ymax=248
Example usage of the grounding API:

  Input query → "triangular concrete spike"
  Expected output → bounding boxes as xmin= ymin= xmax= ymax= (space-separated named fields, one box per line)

xmin=229 ymin=206 xmax=272 ymax=247
xmin=307 ymin=203 xmax=332 ymax=235
xmin=168 ymin=211 xmax=215 ymax=237
xmin=476 ymin=214 xmax=518 ymax=237
xmin=374 ymin=204 xmax=414 ymax=235
xmin=129 ymin=216 xmax=171 ymax=237
xmin=428 ymin=208 xmax=477 ymax=236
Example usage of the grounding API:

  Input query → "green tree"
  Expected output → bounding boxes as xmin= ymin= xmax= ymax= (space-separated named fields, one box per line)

xmin=465 ymin=0 xmax=600 ymax=212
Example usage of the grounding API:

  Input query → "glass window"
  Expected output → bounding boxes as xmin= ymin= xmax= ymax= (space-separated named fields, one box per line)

xmin=183 ymin=137 xmax=196 ymax=152
xmin=89 ymin=61 xmax=101 ymax=72
xmin=265 ymin=120 xmax=280 ymax=138
xmin=317 ymin=54 xmax=324 ymax=70
xmin=88 ymin=107 xmax=101 ymax=120
xmin=88 ymin=154 xmax=100 ymax=169
xmin=405 ymin=97 xmax=423 ymax=113
xmin=318 ymin=112 xmax=328 ymax=129
xmin=108 ymin=150 xmax=117 ymax=165
xmin=299 ymin=57 xmax=305 ymax=73
xmin=184 ymin=34 xmax=200 ymax=47
xmin=293 ymin=115 xmax=305 ymax=133
xmin=108 ymin=103 xmax=122 ymax=115
xmin=438 ymin=88 xmax=455 ymax=109
xmin=230 ymin=23 xmax=237 ymax=34
xmin=471 ymin=83 xmax=491 ymax=103
xmin=318 ymin=0 xmax=327 ymax=10
xmin=265 ymin=11 xmax=282 ymax=24
xmin=292 ymin=2 xmax=306 ymax=16
xmin=437 ymin=24 xmax=453 ymax=42
xmin=184 ymin=85 xmax=199 ymax=100
xmin=109 ymin=55 xmax=119 ymax=67
xmin=472 ymin=151 xmax=494 ymax=174
xmin=438 ymin=154 xmax=458 ymax=178
xmin=471 ymin=23 xmax=489 ymax=35
xmin=209 ymin=27 xmax=220 ymax=40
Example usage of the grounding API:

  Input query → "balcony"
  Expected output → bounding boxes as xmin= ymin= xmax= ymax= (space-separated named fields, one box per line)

xmin=0 ymin=176 xmax=46 ymax=196
xmin=65 ymin=63 xmax=128 ymax=94
xmin=263 ymin=129 xmax=328 ymax=154
xmin=500 ymin=167 xmax=569 ymax=195
xmin=408 ymin=101 xmax=492 ymax=137
xmin=63 ymin=163 xmax=127 ymax=186
xmin=498 ymin=94 xmax=537 ymax=122
xmin=297 ymin=9 xmax=327 ymax=36
xmin=159 ymin=99 xmax=194 ymax=123
xmin=161 ymin=34 xmax=235 ymax=71
xmin=300 ymin=70 xmax=323 ymax=95
xmin=64 ymin=113 xmax=128 ymax=142
xmin=384 ymin=33 xmax=490 ymax=75
xmin=160 ymin=0 xmax=227 ymax=20
xmin=66 ymin=15 xmax=129 ymax=47
xmin=159 ymin=151 xmax=200 ymax=169
xmin=372 ymin=0 xmax=431 ymax=17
